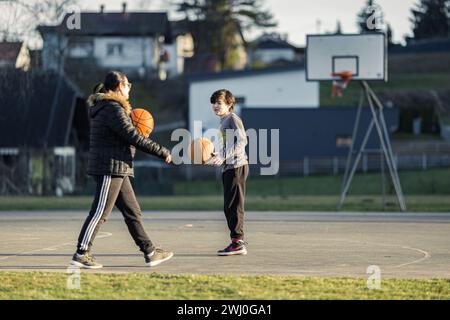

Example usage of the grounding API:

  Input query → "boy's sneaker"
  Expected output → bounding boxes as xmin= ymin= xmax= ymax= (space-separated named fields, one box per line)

xmin=145 ymin=248 xmax=174 ymax=267
xmin=70 ymin=252 xmax=103 ymax=269
xmin=217 ymin=239 xmax=247 ymax=256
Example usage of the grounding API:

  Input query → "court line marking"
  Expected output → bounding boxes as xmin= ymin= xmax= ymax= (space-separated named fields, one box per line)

xmin=392 ymin=246 xmax=430 ymax=268
xmin=300 ymin=238 xmax=431 ymax=269
xmin=0 ymin=232 xmax=112 ymax=261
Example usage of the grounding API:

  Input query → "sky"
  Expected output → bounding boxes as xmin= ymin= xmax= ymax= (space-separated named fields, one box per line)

xmin=76 ymin=0 xmax=419 ymax=46
xmin=0 ymin=0 xmax=419 ymax=48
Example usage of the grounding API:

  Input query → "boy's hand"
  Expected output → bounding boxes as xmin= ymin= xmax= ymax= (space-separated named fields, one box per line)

xmin=165 ymin=154 xmax=172 ymax=164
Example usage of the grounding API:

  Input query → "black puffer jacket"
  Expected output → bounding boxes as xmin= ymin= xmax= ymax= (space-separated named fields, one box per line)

xmin=86 ymin=92 xmax=170 ymax=177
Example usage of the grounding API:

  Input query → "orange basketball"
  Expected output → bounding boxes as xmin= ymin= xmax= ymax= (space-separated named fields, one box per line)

xmin=188 ymin=138 xmax=215 ymax=164
xmin=130 ymin=108 xmax=154 ymax=138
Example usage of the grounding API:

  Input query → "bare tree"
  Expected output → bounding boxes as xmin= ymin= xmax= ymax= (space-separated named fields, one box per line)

xmin=0 ymin=0 xmax=77 ymax=48
xmin=0 ymin=0 xmax=33 ymax=42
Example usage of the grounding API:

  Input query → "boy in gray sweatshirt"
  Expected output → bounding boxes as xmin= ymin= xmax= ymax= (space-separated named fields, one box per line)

xmin=209 ymin=89 xmax=249 ymax=256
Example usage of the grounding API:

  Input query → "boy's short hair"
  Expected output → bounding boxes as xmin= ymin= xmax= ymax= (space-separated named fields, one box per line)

xmin=210 ymin=89 xmax=235 ymax=111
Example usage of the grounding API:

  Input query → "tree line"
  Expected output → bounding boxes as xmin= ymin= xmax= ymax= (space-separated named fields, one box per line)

xmin=0 ymin=0 xmax=448 ymax=71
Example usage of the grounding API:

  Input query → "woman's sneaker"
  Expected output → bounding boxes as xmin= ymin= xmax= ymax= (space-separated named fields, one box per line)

xmin=70 ymin=253 xmax=103 ymax=269
xmin=145 ymin=248 xmax=174 ymax=267
xmin=217 ymin=239 xmax=247 ymax=256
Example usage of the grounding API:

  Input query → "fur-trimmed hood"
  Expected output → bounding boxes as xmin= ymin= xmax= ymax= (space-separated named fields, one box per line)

xmin=87 ymin=91 xmax=131 ymax=116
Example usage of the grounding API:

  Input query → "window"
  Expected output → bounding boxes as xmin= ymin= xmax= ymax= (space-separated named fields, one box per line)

xmin=235 ymin=97 xmax=246 ymax=105
xmin=106 ymin=43 xmax=123 ymax=57
xmin=234 ymin=97 xmax=246 ymax=116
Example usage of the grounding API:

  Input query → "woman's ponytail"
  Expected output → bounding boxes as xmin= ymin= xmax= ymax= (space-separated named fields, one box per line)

xmin=93 ymin=82 xmax=106 ymax=94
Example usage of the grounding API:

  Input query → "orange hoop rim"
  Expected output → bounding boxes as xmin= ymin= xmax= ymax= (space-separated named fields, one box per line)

xmin=331 ymin=71 xmax=353 ymax=81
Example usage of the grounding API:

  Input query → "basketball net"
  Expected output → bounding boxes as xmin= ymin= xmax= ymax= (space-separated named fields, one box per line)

xmin=331 ymin=71 xmax=353 ymax=98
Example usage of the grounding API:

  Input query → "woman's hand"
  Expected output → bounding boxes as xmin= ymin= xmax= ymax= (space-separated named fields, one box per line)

xmin=165 ymin=154 xmax=172 ymax=164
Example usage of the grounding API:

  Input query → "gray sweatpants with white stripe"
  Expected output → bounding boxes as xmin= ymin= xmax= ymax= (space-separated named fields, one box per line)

xmin=76 ymin=175 xmax=155 ymax=255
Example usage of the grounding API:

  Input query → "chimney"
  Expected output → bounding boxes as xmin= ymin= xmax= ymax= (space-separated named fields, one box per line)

xmin=100 ymin=4 xmax=105 ymax=13
xmin=122 ymin=2 xmax=127 ymax=13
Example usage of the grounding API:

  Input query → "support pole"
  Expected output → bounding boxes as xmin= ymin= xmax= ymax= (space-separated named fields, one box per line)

xmin=337 ymin=81 xmax=407 ymax=212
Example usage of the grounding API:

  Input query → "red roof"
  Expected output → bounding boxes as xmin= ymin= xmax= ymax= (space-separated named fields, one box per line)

xmin=0 ymin=42 xmax=22 ymax=61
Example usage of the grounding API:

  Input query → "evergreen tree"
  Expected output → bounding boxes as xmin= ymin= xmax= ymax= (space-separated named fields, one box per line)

xmin=411 ymin=0 xmax=450 ymax=40
xmin=335 ymin=20 xmax=343 ymax=34
xmin=174 ymin=0 xmax=276 ymax=70
xmin=386 ymin=23 xmax=394 ymax=47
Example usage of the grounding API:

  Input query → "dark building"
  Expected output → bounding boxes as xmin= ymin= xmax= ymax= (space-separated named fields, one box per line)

xmin=0 ymin=69 xmax=89 ymax=195
xmin=242 ymin=106 xmax=399 ymax=160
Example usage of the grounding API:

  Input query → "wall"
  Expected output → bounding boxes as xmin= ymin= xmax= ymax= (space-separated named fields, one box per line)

xmin=253 ymin=48 xmax=296 ymax=64
xmin=242 ymin=107 xmax=399 ymax=160
xmin=93 ymin=36 xmax=157 ymax=69
xmin=189 ymin=69 xmax=319 ymax=132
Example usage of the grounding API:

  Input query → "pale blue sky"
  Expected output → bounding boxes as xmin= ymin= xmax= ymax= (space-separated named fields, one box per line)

xmin=77 ymin=0 xmax=418 ymax=46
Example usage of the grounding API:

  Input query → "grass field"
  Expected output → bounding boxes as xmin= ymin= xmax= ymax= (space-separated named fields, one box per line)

xmin=1 ymin=169 xmax=449 ymax=212
xmin=0 ymin=195 xmax=449 ymax=212
xmin=0 ymin=272 xmax=449 ymax=300
xmin=173 ymin=169 xmax=450 ymax=196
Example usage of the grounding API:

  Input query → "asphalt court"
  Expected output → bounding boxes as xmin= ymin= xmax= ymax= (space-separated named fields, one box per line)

xmin=0 ymin=210 xmax=449 ymax=278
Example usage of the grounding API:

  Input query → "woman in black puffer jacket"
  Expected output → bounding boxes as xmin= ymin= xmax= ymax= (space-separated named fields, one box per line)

xmin=70 ymin=71 xmax=173 ymax=269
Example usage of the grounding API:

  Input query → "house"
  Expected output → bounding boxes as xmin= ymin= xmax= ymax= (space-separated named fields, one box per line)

xmin=187 ymin=63 xmax=319 ymax=133
xmin=0 ymin=69 xmax=89 ymax=196
xmin=0 ymin=42 xmax=31 ymax=71
xmin=37 ymin=4 xmax=175 ymax=79
xmin=248 ymin=34 xmax=304 ymax=68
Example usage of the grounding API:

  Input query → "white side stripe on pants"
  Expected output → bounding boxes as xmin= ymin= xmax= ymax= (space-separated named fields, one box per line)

xmin=80 ymin=175 xmax=111 ymax=251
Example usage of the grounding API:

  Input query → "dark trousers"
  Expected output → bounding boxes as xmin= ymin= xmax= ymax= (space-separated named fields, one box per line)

xmin=76 ymin=175 xmax=154 ymax=255
xmin=222 ymin=165 xmax=248 ymax=240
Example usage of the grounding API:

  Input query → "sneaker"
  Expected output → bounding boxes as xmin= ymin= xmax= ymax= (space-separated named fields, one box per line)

xmin=70 ymin=252 xmax=103 ymax=269
xmin=217 ymin=239 xmax=247 ymax=256
xmin=145 ymin=248 xmax=174 ymax=267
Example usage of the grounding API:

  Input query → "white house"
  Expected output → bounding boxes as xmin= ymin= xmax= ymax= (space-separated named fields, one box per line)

xmin=248 ymin=34 xmax=303 ymax=67
xmin=187 ymin=63 xmax=319 ymax=133
xmin=37 ymin=5 xmax=186 ymax=79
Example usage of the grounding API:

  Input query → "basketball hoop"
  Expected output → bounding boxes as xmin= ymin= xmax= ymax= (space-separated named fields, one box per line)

xmin=331 ymin=71 xmax=353 ymax=98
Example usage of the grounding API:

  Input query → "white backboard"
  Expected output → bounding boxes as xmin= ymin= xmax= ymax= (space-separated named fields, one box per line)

xmin=306 ymin=33 xmax=387 ymax=81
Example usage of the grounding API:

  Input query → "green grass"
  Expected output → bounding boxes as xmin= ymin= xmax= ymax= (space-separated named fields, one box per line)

xmin=174 ymin=168 xmax=450 ymax=196
xmin=0 ymin=272 xmax=448 ymax=300
xmin=0 ymin=195 xmax=449 ymax=212
xmin=1 ymin=169 xmax=449 ymax=212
